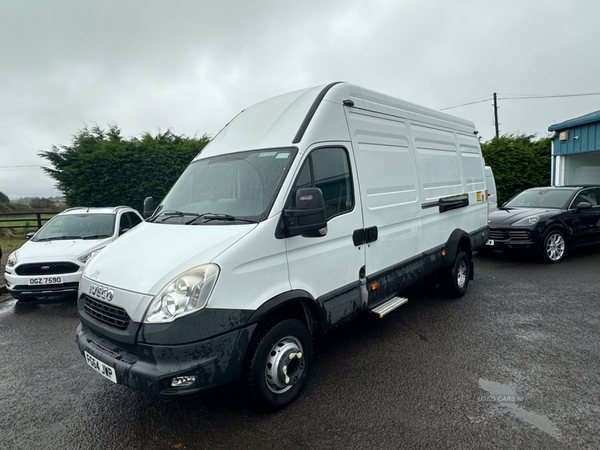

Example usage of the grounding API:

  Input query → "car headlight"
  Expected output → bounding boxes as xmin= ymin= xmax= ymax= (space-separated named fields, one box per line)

xmin=511 ymin=215 xmax=540 ymax=227
xmin=144 ymin=264 xmax=219 ymax=323
xmin=7 ymin=250 xmax=18 ymax=268
xmin=78 ymin=247 xmax=106 ymax=264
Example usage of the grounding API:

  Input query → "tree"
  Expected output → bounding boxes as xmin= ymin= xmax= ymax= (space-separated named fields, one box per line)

xmin=0 ymin=191 xmax=9 ymax=204
xmin=481 ymin=135 xmax=551 ymax=205
xmin=29 ymin=197 xmax=55 ymax=209
xmin=39 ymin=124 xmax=210 ymax=212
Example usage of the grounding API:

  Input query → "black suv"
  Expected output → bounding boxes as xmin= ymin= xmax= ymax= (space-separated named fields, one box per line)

xmin=482 ymin=186 xmax=600 ymax=263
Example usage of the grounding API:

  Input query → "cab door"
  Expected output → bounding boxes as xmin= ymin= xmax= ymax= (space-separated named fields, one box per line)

xmin=284 ymin=145 xmax=366 ymax=328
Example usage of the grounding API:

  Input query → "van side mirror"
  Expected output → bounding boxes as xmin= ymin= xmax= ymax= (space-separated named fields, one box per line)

xmin=575 ymin=201 xmax=592 ymax=211
xmin=26 ymin=232 xmax=36 ymax=240
xmin=283 ymin=188 xmax=327 ymax=238
xmin=143 ymin=197 xmax=154 ymax=218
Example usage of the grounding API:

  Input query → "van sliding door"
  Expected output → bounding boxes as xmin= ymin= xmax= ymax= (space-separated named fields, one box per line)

xmin=344 ymin=108 xmax=422 ymax=279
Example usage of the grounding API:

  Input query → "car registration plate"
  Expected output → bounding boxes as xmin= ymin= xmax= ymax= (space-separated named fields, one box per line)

xmin=85 ymin=351 xmax=117 ymax=383
xmin=486 ymin=239 xmax=495 ymax=246
xmin=28 ymin=276 xmax=63 ymax=285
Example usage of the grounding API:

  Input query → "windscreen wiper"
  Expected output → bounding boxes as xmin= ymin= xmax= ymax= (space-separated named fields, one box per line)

xmin=82 ymin=234 xmax=112 ymax=240
xmin=154 ymin=211 xmax=200 ymax=222
xmin=186 ymin=213 xmax=258 ymax=225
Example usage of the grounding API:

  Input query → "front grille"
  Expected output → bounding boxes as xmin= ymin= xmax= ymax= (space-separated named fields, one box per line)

xmin=489 ymin=229 xmax=531 ymax=241
xmin=16 ymin=262 xmax=80 ymax=276
xmin=12 ymin=282 xmax=79 ymax=293
xmin=91 ymin=330 xmax=139 ymax=356
xmin=508 ymin=230 xmax=530 ymax=241
xmin=84 ymin=295 xmax=130 ymax=330
xmin=489 ymin=230 xmax=505 ymax=240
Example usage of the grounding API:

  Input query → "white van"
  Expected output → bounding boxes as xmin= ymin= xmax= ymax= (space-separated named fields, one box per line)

xmin=485 ymin=166 xmax=498 ymax=211
xmin=76 ymin=83 xmax=489 ymax=410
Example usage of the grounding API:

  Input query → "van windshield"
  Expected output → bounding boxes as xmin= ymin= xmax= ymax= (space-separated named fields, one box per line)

xmin=154 ymin=148 xmax=297 ymax=224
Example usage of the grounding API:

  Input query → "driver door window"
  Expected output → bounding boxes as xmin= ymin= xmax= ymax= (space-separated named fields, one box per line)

xmin=289 ymin=147 xmax=354 ymax=219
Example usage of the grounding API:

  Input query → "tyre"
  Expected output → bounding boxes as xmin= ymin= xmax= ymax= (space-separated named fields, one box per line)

xmin=442 ymin=250 xmax=471 ymax=298
xmin=540 ymin=230 xmax=566 ymax=263
xmin=244 ymin=318 xmax=313 ymax=411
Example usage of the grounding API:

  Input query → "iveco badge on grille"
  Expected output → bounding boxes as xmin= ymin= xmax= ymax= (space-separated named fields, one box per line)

xmin=89 ymin=282 xmax=114 ymax=302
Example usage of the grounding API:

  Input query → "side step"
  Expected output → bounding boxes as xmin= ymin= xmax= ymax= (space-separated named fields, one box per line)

xmin=370 ymin=296 xmax=408 ymax=318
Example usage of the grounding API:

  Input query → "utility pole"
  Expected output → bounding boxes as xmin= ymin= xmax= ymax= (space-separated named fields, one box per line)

xmin=493 ymin=92 xmax=499 ymax=138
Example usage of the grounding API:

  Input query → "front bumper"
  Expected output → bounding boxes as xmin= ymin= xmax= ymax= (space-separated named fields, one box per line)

xmin=5 ymin=269 xmax=82 ymax=299
xmin=487 ymin=227 xmax=541 ymax=251
xmin=76 ymin=320 xmax=256 ymax=396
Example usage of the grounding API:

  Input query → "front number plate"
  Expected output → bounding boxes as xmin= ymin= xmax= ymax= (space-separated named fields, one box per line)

xmin=85 ymin=351 xmax=117 ymax=383
xmin=486 ymin=239 xmax=495 ymax=246
xmin=28 ymin=276 xmax=63 ymax=285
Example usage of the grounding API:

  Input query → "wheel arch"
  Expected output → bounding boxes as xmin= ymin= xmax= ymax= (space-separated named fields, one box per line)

xmin=445 ymin=229 xmax=473 ymax=264
xmin=243 ymin=290 xmax=322 ymax=369
xmin=542 ymin=224 xmax=570 ymax=244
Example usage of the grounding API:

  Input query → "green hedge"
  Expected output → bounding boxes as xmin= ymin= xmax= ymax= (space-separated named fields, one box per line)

xmin=40 ymin=125 xmax=210 ymax=212
xmin=481 ymin=135 xmax=551 ymax=205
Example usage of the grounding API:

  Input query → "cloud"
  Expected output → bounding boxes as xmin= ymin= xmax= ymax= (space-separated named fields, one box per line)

xmin=1 ymin=0 xmax=599 ymax=199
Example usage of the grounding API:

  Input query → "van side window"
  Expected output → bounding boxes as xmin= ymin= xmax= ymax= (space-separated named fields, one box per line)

xmin=290 ymin=147 xmax=354 ymax=219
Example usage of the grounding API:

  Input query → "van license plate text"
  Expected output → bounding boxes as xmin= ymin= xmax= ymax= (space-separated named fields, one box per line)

xmin=28 ymin=276 xmax=62 ymax=285
xmin=85 ymin=351 xmax=117 ymax=383
xmin=486 ymin=240 xmax=495 ymax=246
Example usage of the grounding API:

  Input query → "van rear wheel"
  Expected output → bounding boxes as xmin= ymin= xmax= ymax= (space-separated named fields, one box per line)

xmin=244 ymin=319 xmax=313 ymax=411
xmin=442 ymin=250 xmax=471 ymax=298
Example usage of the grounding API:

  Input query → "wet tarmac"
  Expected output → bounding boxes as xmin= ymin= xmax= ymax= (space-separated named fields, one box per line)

xmin=1 ymin=248 xmax=599 ymax=449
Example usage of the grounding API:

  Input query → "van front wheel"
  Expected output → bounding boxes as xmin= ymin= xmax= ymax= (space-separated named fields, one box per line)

xmin=244 ymin=319 xmax=313 ymax=411
xmin=442 ymin=250 xmax=471 ymax=298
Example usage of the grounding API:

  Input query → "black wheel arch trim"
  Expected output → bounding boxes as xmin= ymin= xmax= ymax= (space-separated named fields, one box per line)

xmin=445 ymin=228 xmax=473 ymax=264
xmin=246 ymin=289 xmax=321 ymax=336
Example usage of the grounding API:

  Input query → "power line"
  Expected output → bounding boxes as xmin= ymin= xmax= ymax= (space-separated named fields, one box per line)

xmin=438 ymin=92 xmax=600 ymax=111
xmin=498 ymin=93 xmax=600 ymax=100
xmin=0 ymin=165 xmax=43 ymax=169
xmin=438 ymin=91 xmax=600 ymax=138
xmin=438 ymin=97 xmax=491 ymax=111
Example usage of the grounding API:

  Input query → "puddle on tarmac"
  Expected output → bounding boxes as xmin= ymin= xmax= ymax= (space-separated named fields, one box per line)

xmin=0 ymin=297 xmax=17 ymax=316
xmin=478 ymin=378 xmax=560 ymax=438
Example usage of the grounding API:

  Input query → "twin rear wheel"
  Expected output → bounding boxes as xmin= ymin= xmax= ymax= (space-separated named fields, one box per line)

xmin=244 ymin=319 xmax=313 ymax=411
xmin=443 ymin=250 xmax=471 ymax=298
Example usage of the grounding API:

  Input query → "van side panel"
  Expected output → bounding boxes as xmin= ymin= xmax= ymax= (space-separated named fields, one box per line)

xmin=345 ymin=108 xmax=422 ymax=275
xmin=456 ymin=132 xmax=488 ymax=231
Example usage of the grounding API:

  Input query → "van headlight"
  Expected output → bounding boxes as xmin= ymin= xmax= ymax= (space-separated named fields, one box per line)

xmin=511 ymin=215 xmax=540 ymax=227
xmin=144 ymin=264 xmax=219 ymax=323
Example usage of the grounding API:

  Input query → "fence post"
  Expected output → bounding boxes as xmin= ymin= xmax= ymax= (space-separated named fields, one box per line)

xmin=37 ymin=213 xmax=42 ymax=229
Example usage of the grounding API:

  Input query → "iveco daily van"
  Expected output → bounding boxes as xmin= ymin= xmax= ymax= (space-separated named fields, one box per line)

xmin=76 ymin=82 xmax=489 ymax=410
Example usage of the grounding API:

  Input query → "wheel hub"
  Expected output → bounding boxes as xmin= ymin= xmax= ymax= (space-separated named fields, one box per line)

xmin=265 ymin=336 xmax=305 ymax=393
xmin=546 ymin=234 xmax=565 ymax=261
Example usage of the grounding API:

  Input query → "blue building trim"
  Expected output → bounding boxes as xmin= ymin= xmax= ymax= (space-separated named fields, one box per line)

xmin=549 ymin=110 xmax=600 ymax=156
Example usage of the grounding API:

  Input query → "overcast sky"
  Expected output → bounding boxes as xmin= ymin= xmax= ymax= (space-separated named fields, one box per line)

xmin=1 ymin=0 xmax=599 ymax=200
